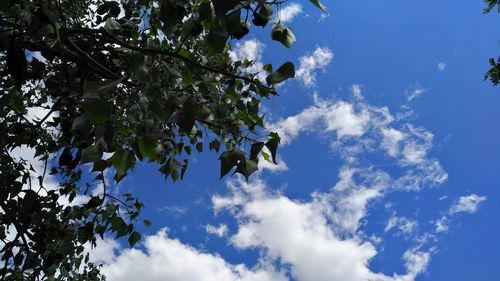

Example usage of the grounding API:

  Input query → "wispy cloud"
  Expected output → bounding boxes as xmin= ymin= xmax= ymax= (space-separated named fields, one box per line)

xmin=296 ymin=47 xmax=333 ymax=87
xmin=205 ymin=224 xmax=229 ymax=237
xmin=157 ymin=205 xmax=188 ymax=217
xmin=405 ymin=84 xmax=427 ymax=102
xmin=351 ymin=84 xmax=363 ymax=100
xmin=277 ymin=3 xmax=303 ymax=23
xmin=437 ymin=62 xmax=446 ymax=71
xmin=267 ymin=90 xmax=448 ymax=191
xmin=449 ymin=194 xmax=486 ymax=215
xmin=267 ymin=99 xmax=370 ymax=145
xmin=385 ymin=215 xmax=419 ymax=235
xmin=319 ymin=13 xmax=330 ymax=22
xmin=434 ymin=216 xmax=449 ymax=233
xmin=433 ymin=194 xmax=486 ymax=233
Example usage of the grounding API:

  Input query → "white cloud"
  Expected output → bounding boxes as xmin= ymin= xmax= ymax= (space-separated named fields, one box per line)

xmin=449 ymin=194 xmax=486 ymax=215
xmin=432 ymin=194 xmax=486 ymax=234
xmin=380 ymin=126 xmax=442 ymax=186
xmin=296 ymin=47 xmax=333 ymax=87
xmin=267 ymin=99 xmax=371 ymax=145
xmin=205 ymin=224 xmax=229 ymax=237
xmin=267 ymin=90 xmax=447 ymax=191
xmin=381 ymin=128 xmax=405 ymax=157
xmin=328 ymin=167 xmax=388 ymax=233
xmin=351 ymin=84 xmax=363 ymax=100
xmin=385 ymin=216 xmax=418 ymax=235
xmin=405 ymin=84 xmax=426 ymax=102
xmin=437 ymin=63 xmax=446 ymax=71
xmin=230 ymin=39 xmax=263 ymax=62
xmin=278 ymin=3 xmax=302 ymax=23
xmin=212 ymin=177 xmax=432 ymax=281
xmin=400 ymin=126 xmax=433 ymax=165
xmin=394 ymin=160 xmax=448 ymax=191
xmin=434 ymin=216 xmax=449 ymax=233
xmin=157 ymin=205 xmax=188 ymax=216
xmin=98 ymin=229 xmax=287 ymax=281
xmin=325 ymin=102 xmax=371 ymax=138
xmin=398 ymin=248 xmax=432 ymax=281
xmin=89 ymin=238 xmax=120 ymax=265
xmin=319 ymin=13 xmax=330 ymax=22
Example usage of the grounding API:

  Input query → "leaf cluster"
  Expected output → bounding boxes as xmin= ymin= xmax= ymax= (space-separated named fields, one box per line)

xmin=0 ymin=0 xmax=325 ymax=279
xmin=483 ymin=0 xmax=499 ymax=86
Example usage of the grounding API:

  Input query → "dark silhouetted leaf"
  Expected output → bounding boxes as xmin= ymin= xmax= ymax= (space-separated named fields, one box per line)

xmin=271 ymin=23 xmax=296 ymax=48
xmin=266 ymin=61 xmax=295 ymax=84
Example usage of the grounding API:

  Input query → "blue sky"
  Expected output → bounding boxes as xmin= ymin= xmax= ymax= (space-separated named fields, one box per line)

xmin=84 ymin=1 xmax=499 ymax=280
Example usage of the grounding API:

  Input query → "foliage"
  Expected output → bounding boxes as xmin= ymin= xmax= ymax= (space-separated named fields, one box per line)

xmin=0 ymin=0 xmax=324 ymax=279
xmin=483 ymin=0 xmax=499 ymax=85
xmin=485 ymin=57 xmax=500 ymax=86
xmin=483 ymin=0 xmax=499 ymax=13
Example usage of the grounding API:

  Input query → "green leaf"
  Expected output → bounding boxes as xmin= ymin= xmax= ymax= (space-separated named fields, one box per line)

xmin=128 ymin=231 xmax=141 ymax=247
xmin=71 ymin=116 xmax=89 ymax=133
xmin=198 ymin=1 xmax=213 ymax=21
xmin=207 ymin=25 xmax=228 ymax=54
xmin=82 ymin=78 xmax=124 ymax=98
xmin=260 ymin=3 xmax=273 ymax=18
xmin=138 ymin=135 xmax=158 ymax=160
xmin=266 ymin=61 xmax=295 ymax=84
xmin=171 ymin=169 xmax=180 ymax=182
xmin=211 ymin=0 xmax=240 ymax=19
xmin=81 ymin=146 xmax=102 ymax=164
xmin=271 ymin=24 xmax=296 ymax=48
xmin=182 ymin=68 xmax=194 ymax=85
xmin=81 ymin=99 xmax=113 ymax=124
xmin=253 ymin=4 xmax=271 ymax=27
xmin=262 ymin=151 xmax=271 ymax=163
xmin=104 ymin=18 xmax=121 ymax=33
xmin=110 ymin=149 xmax=135 ymax=182
xmin=180 ymin=159 xmax=189 ymax=179
xmin=158 ymin=158 xmax=183 ymax=180
xmin=263 ymin=63 xmax=273 ymax=73
xmin=265 ymin=132 xmax=281 ymax=164
xmin=225 ymin=9 xmax=242 ymax=36
xmin=309 ymin=0 xmax=327 ymax=12
xmin=196 ymin=142 xmax=203 ymax=153
xmin=209 ymin=140 xmax=221 ymax=152
xmin=235 ymin=159 xmax=258 ymax=180
xmin=250 ymin=142 xmax=265 ymax=161
xmin=159 ymin=0 xmax=186 ymax=32
xmin=92 ymin=160 xmax=109 ymax=172
xmin=8 ymin=89 xmax=27 ymax=115
xmin=59 ymin=147 xmax=73 ymax=167
xmin=129 ymin=53 xmax=145 ymax=72
xmin=110 ymin=216 xmax=128 ymax=238
xmin=219 ymin=149 xmax=245 ymax=178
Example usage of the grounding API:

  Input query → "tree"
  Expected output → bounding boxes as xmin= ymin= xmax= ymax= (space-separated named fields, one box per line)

xmin=483 ymin=0 xmax=499 ymax=85
xmin=0 ymin=0 xmax=325 ymax=279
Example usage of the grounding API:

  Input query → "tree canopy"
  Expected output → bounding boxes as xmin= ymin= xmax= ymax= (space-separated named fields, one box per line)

xmin=484 ymin=0 xmax=499 ymax=85
xmin=0 ymin=0 xmax=325 ymax=279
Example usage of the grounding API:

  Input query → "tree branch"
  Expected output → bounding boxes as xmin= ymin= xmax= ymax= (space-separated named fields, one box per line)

xmin=60 ymin=27 xmax=277 ymax=94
